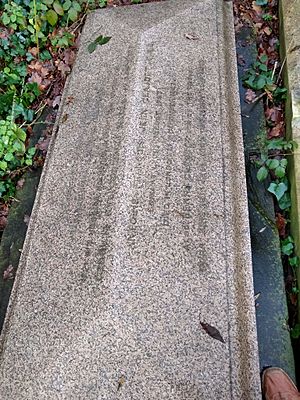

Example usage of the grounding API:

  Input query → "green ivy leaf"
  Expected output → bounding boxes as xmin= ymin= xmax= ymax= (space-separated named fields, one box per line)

xmin=0 ymin=160 xmax=8 ymax=171
xmin=4 ymin=153 xmax=14 ymax=162
xmin=289 ymin=257 xmax=299 ymax=267
xmin=46 ymin=9 xmax=58 ymax=26
xmin=282 ymin=242 xmax=294 ymax=256
xmin=63 ymin=0 xmax=72 ymax=10
xmin=267 ymin=182 xmax=288 ymax=201
xmin=279 ymin=192 xmax=291 ymax=210
xmin=68 ymin=7 xmax=78 ymax=22
xmin=291 ymin=324 xmax=300 ymax=339
xmin=280 ymin=158 xmax=288 ymax=168
xmin=260 ymin=54 xmax=268 ymax=63
xmin=72 ymin=1 xmax=81 ymax=12
xmin=259 ymin=64 xmax=268 ymax=72
xmin=266 ymin=158 xmax=279 ymax=169
xmin=275 ymin=166 xmax=285 ymax=178
xmin=257 ymin=166 xmax=268 ymax=182
xmin=87 ymin=41 xmax=97 ymax=54
xmin=88 ymin=36 xmax=111 ymax=53
xmin=1 ymin=13 xmax=10 ymax=26
xmin=95 ymin=35 xmax=111 ymax=45
xmin=256 ymin=75 xmax=266 ymax=90
xmin=27 ymin=147 xmax=36 ymax=156
xmin=53 ymin=1 xmax=64 ymax=16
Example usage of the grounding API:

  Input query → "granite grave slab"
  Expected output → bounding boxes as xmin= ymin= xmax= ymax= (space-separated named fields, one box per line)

xmin=0 ymin=1 xmax=261 ymax=398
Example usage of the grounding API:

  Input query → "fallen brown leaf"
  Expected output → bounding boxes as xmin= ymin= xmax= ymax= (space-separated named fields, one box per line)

xmin=263 ymin=26 xmax=272 ymax=36
xmin=200 ymin=321 xmax=225 ymax=343
xmin=276 ymin=213 xmax=286 ymax=237
xmin=268 ymin=121 xmax=284 ymax=138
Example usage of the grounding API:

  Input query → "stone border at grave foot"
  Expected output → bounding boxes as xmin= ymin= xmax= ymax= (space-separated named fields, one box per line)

xmin=279 ymin=1 xmax=300 ymax=317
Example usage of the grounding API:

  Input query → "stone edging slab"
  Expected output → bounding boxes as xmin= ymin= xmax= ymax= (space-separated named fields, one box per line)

xmin=280 ymin=0 xmax=300 ymax=316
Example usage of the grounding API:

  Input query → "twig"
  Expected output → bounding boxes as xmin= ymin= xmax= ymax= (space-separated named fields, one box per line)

xmin=19 ymin=102 xmax=47 ymax=129
xmin=251 ymin=91 xmax=267 ymax=104
xmin=68 ymin=13 xmax=87 ymax=34
xmin=276 ymin=56 xmax=286 ymax=85
xmin=271 ymin=61 xmax=278 ymax=81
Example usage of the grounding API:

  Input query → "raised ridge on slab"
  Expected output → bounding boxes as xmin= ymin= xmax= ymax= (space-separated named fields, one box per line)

xmin=0 ymin=1 xmax=261 ymax=399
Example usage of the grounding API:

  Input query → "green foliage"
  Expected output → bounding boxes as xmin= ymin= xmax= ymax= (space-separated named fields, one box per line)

xmin=255 ymin=136 xmax=297 ymax=209
xmin=1 ymin=2 xmax=26 ymax=30
xmin=50 ymin=30 xmax=75 ymax=49
xmin=281 ymin=236 xmax=294 ymax=256
xmin=243 ymin=55 xmax=275 ymax=91
xmin=0 ymin=118 xmax=35 ymax=174
xmin=255 ymin=136 xmax=297 ymax=210
xmin=262 ymin=13 xmax=273 ymax=21
xmin=0 ymin=0 xmax=88 ymax=201
xmin=44 ymin=0 xmax=82 ymax=25
xmin=291 ymin=323 xmax=300 ymax=339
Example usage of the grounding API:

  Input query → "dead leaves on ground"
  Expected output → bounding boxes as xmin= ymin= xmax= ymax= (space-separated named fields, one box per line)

xmin=235 ymin=0 xmax=285 ymax=140
xmin=26 ymin=35 xmax=77 ymax=107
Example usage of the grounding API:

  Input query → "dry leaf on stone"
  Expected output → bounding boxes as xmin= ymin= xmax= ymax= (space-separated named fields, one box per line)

xmin=66 ymin=96 xmax=75 ymax=105
xmin=185 ymin=33 xmax=199 ymax=40
xmin=117 ymin=376 xmax=125 ymax=391
xmin=200 ymin=321 xmax=225 ymax=343
xmin=61 ymin=113 xmax=68 ymax=123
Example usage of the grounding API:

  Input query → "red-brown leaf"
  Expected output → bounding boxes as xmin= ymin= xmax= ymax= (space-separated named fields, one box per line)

xmin=276 ymin=213 xmax=286 ymax=237
xmin=200 ymin=321 xmax=225 ymax=343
